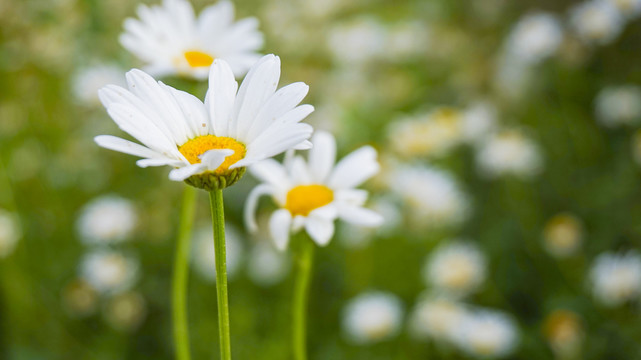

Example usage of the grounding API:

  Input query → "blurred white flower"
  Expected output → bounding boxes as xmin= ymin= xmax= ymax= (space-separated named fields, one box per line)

xmin=595 ymin=85 xmax=641 ymax=127
xmin=409 ymin=295 xmax=467 ymax=342
xmin=494 ymin=57 xmax=534 ymax=99
xmin=103 ymin=291 xmax=147 ymax=332
xmin=388 ymin=108 xmax=463 ymax=158
xmin=569 ymin=0 xmax=623 ymax=45
xmin=121 ymin=0 xmax=263 ymax=79
xmin=476 ymin=129 xmax=543 ymax=179
xmin=246 ymin=241 xmax=291 ymax=287
xmin=454 ymin=309 xmax=519 ymax=358
xmin=72 ymin=64 xmax=126 ymax=106
xmin=506 ymin=12 xmax=563 ymax=65
xmin=461 ymin=101 xmax=498 ymax=145
xmin=0 ymin=209 xmax=21 ymax=258
xmin=61 ymin=279 xmax=99 ymax=318
xmin=388 ymin=165 xmax=468 ymax=229
xmin=590 ymin=251 xmax=641 ymax=306
xmin=384 ymin=21 xmax=430 ymax=61
xmin=192 ymin=224 xmax=244 ymax=282
xmin=80 ymin=250 xmax=139 ymax=295
xmin=543 ymin=309 xmax=583 ymax=359
xmin=327 ymin=18 xmax=386 ymax=65
xmin=423 ymin=242 xmax=486 ymax=297
xmin=342 ymin=291 xmax=404 ymax=344
xmin=543 ymin=213 xmax=583 ymax=258
xmin=606 ymin=0 xmax=641 ymax=19
xmin=76 ymin=195 xmax=137 ymax=245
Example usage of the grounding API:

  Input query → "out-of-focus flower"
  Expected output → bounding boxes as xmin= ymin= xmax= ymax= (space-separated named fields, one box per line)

xmin=192 ymin=224 xmax=243 ymax=282
xmin=121 ymin=0 xmax=263 ymax=79
xmin=245 ymin=131 xmax=383 ymax=250
xmin=461 ymin=102 xmax=498 ymax=145
xmin=409 ymin=295 xmax=467 ymax=342
xmin=388 ymin=165 xmax=468 ymax=229
xmin=338 ymin=197 xmax=401 ymax=249
xmin=61 ymin=279 xmax=99 ymax=318
xmin=384 ymin=21 xmax=430 ymax=61
xmin=543 ymin=309 xmax=583 ymax=358
xmin=95 ymin=55 xmax=313 ymax=190
xmin=103 ymin=291 xmax=147 ymax=332
xmin=327 ymin=18 xmax=386 ymax=65
xmin=569 ymin=0 xmax=623 ymax=45
xmin=590 ymin=251 xmax=641 ymax=306
xmin=0 ymin=209 xmax=21 ymax=258
xmin=606 ymin=0 xmax=641 ymax=19
xmin=505 ymin=12 xmax=563 ymax=65
xmin=342 ymin=291 xmax=404 ymax=344
xmin=71 ymin=64 xmax=126 ymax=106
xmin=76 ymin=195 xmax=137 ymax=245
xmin=454 ymin=309 xmax=519 ymax=358
xmin=423 ymin=242 xmax=486 ymax=297
xmin=476 ymin=129 xmax=543 ymax=179
xmin=246 ymin=241 xmax=291 ymax=287
xmin=543 ymin=213 xmax=583 ymax=258
xmin=388 ymin=108 xmax=463 ymax=158
xmin=80 ymin=250 xmax=139 ymax=295
xmin=595 ymin=85 xmax=641 ymax=127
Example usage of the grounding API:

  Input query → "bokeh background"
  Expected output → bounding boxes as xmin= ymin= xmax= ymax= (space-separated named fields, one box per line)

xmin=2 ymin=0 xmax=641 ymax=358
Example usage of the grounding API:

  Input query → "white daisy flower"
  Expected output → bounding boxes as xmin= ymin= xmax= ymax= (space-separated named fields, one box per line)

xmin=0 ymin=209 xmax=21 ymax=259
xmin=460 ymin=101 xmax=498 ymax=145
xmin=590 ymin=251 xmax=641 ymax=306
xmin=543 ymin=213 xmax=583 ymax=258
xmin=245 ymin=131 xmax=383 ymax=250
xmin=72 ymin=64 xmax=126 ymax=106
xmin=454 ymin=309 xmax=519 ymax=358
xmin=595 ymin=85 xmax=641 ymax=127
xmin=76 ymin=195 xmax=137 ymax=245
xmin=476 ymin=129 xmax=543 ymax=179
xmin=606 ymin=0 xmax=641 ymax=18
xmin=569 ymin=0 xmax=624 ymax=45
xmin=80 ymin=249 xmax=139 ymax=295
xmin=121 ymin=0 xmax=263 ymax=79
xmin=423 ymin=242 xmax=487 ymax=297
xmin=191 ymin=224 xmax=243 ymax=282
xmin=246 ymin=241 xmax=291 ymax=287
xmin=95 ymin=55 xmax=314 ymax=190
xmin=342 ymin=291 xmax=404 ymax=345
xmin=409 ymin=294 xmax=467 ymax=342
xmin=506 ymin=12 xmax=563 ymax=65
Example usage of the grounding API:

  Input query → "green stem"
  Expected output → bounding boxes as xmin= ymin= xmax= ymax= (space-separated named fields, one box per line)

xmin=209 ymin=189 xmax=232 ymax=360
xmin=292 ymin=235 xmax=314 ymax=360
xmin=172 ymin=186 xmax=196 ymax=360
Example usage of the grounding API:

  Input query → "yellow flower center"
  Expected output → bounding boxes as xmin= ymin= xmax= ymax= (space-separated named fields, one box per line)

xmin=178 ymin=135 xmax=246 ymax=175
xmin=184 ymin=50 xmax=214 ymax=68
xmin=285 ymin=185 xmax=334 ymax=217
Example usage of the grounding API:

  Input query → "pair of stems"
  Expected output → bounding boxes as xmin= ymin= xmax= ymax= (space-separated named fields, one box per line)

xmin=172 ymin=187 xmax=231 ymax=360
xmin=172 ymin=187 xmax=314 ymax=360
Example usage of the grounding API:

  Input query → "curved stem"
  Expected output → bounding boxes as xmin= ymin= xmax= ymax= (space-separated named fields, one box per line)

xmin=172 ymin=186 xmax=196 ymax=360
xmin=292 ymin=235 xmax=314 ymax=360
xmin=209 ymin=189 xmax=232 ymax=360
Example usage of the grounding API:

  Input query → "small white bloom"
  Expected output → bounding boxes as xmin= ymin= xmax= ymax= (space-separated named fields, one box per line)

xmin=388 ymin=165 xmax=468 ymax=229
xmin=192 ymin=224 xmax=243 ymax=282
xmin=76 ymin=195 xmax=137 ymax=245
xmin=103 ymin=291 xmax=147 ymax=332
xmin=570 ymin=0 xmax=624 ymax=45
xmin=342 ymin=291 xmax=404 ymax=344
xmin=95 ymin=55 xmax=314 ymax=187
xmin=454 ymin=309 xmax=519 ymax=358
xmin=606 ymin=0 xmax=641 ymax=18
xmin=121 ymin=0 xmax=263 ymax=79
xmin=0 ymin=209 xmax=21 ymax=258
xmin=388 ymin=108 xmax=463 ymax=158
xmin=476 ymin=129 xmax=543 ymax=179
xmin=590 ymin=251 xmax=641 ymax=306
xmin=246 ymin=241 xmax=291 ymax=287
xmin=595 ymin=85 xmax=641 ymax=127
xmin=423 ymin=242 xmax=486 ymax=297
xmin=543 ymin=213 xmax=583 ymax=258
xmin=327 ymin=18 xmax=386 ymax=65
xmin=460 ymin=101 xmax=498 ymax=144
xmin=409 ymin=295 xmax=467 ymax=342
xmin=245 ymin=131 xmax=383 ymax=250
xmin=506 ymin=12 xmax=563 ymax=65
xmin=80 ymin=249 xmax=139 ymax=295
xmin=72 ymin=64 xmax=126 ymax=106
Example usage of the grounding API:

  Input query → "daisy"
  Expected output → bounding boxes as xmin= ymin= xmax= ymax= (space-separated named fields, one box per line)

xmin=79 ymin=249 xmax=140 ymax=295
xmin=244 ymin=130 xmax=383 ymax=250
xmin=121 ymin=0 xmax=263 ymax=79
xmin=595 ymin=85 xmax=641 ymax=127
xmin=95 ymin=54 xmax=314 ymax=190
xmin=542 ymin=213 xmax=583 ymax=258
xmin=409 ymin=294 xmax=467 ymax=342
xmin=505 ymin=12 xmax=563 ymax=65
xmin=590 ymin=251 xmax=641 ymax=306
xmin=569 ymin=0 xmax=623 ymax=45
xmin=342 ymin=291 xmax=404 ymax=344
xmin=423 ymin=241 xmax=487 ymax=297
xmin=453 ymin=309 xmax=519 ymax=358
xmin=76 ymin=195 xmax=137 ymax=245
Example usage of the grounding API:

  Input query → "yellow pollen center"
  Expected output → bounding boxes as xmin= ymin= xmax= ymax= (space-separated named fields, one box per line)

xmin=184 ymin=50 xmax=214 ymax=68
xmin=178 ymin=135 xmax=246 ymax=175
xmin=285 ymin=185 xmax=334 ymax=217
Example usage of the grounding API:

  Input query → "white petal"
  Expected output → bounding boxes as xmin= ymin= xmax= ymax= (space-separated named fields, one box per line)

xmin=94 ymin=135 xmax=162 ymax=159
xmin=136 ymin=158 xmax=184 ymax=168
xmin=166 ymin=86 xmax=210 ymax=138
xmin=197 ymin=0 xmax=233 ymax=38
xmin=294 ymin=140 xmax=312 ymax=150
xmin=269 ymin=209 xmax=292 ymax=251
xmin=338 ymin=206 xmax=384 ymax=227
xmin=289 ymin=156 xmax=312 ymax=185
xmin=335 ymin=189 xmax=369 ymax=207
xmin=304 ymin=216 xmax=335 ymax=247
xmin=200 ymin=149 xmax=234 ymax=171
xmin=308 ymin=131 xmax=336 ymax=183
xmin=308 ymin=204 xmax=338 ymax=220
xmin=248 ymin=159 xmax=291 ymax=191
xmin=244 ymin=184 xmax=275 ymax=233
xmin=328 ymin=146 xmax=380 ymax=189
xmin=243 ymin=123 xmax=313 ymax=165
xmin=206 ymin=59 xmax=238 ymax=137
xmin=169 ymin=164 xmax=206 ymax=181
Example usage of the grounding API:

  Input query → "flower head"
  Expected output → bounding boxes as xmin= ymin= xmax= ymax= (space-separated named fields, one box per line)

xmin=506 ymin=12 xmax=563 ymax=65
xmin=121 ymin=0 xmax=263 ymax=79
xmin=454 ymin=309 xmax=519 ymax=358
xmin=0 ymin=209 xmax=21 ymax=259
xmin=409 ymin=294 xmax=467 ymax=342
xmin=423 ymin=242 xmax=487 ymax=297
xmin=342 ymin=291 xmax=404 ymax=344
xmin=476 ymin=129 xmax=543 ymax=179
xmin=79 ymin=249 xmax=139 ymax=295
xmin=569 ymin=0 xmax=623 ymax=45
xmin=590 ymin=251 xmax=641 ymax=306
xmin=595 ymin=85 xmax=641 ymax=127
xmin=245 ymin=131 xmax=383 ymax=250
xmin=95 ymin=55 xmax=314 ymax=190
xmin=543 ymin=213 xmax=583 ymax=258
xmin=76 ymin=195 xmax=137 ymax=245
